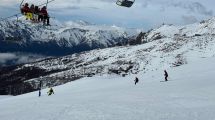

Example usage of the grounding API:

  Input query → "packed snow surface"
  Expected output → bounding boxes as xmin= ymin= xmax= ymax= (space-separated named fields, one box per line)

xmin=0 ymin=57 xmax=215 ymax=120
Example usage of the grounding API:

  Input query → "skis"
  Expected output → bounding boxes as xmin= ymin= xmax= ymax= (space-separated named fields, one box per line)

xmin=160 ymin=80 xmax=172 ymax=82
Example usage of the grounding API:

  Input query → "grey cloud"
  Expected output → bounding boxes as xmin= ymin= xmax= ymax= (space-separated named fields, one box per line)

xmin=88 ymin=7 xmax=100 ymax=10
xmin=169 ymin=1 xmax=213 ymax=16
xmin=50 ymin=5 xmax=99 ymax=14
xmin=190 ymin=2 xmax=213 ymax=16
xmin=142 ymin=0 xmax=151 ymax=8
xmin=141 ymin=0 xmax=213 ymax=16
xmin=0 ymin=53 xmax=17 ymax=64
xmin=66 ymin=6 xmax=81 ymax=10
xmin=0 ymin=53 xmax=46 ymax=66
xmin=181 ymin=15 xmax=198 ymax=24
xmin=98 ymin=0 xmax=115 ymax=3
xmin=76 ymin=0 xmax=81 ymax=3
xmin=59 ymin=0 xmax=81 ymax=4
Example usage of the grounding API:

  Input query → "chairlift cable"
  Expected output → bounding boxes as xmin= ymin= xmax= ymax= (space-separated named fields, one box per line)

xmin=38 ymin=0 xmax=55 ymax=7
xmin=20 ymin=0 xmax=25 ymax=8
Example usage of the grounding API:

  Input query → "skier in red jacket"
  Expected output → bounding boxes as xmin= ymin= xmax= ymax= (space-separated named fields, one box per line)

xmin=40 ymin=6 xmax=50 ymax=25
xmin=21 ymin=3 xmax=33 ymax=20
xmin=22 ymin=3 xmax=30 ymax=13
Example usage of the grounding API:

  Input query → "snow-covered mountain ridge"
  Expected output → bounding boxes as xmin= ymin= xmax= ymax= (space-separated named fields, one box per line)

xmin=1 ymin=17 xmax=215 ymax=95
xmin=0 ymin=18 xmax=139 ymax=56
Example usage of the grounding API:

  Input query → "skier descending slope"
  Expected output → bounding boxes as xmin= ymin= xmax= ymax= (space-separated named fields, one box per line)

xmin=134 ymin=77 xmax=139 ymax=85
xmin=164 ymin=70 xmax=168 ymax=81
xmin=38 ymin=81 xmax=42 ymax=97
xmin=47 ymin=87 xmax=54 ymax=96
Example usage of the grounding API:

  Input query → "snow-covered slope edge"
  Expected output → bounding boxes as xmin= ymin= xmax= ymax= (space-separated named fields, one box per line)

xmin=0 ymin=57 xmax=215 ymax=120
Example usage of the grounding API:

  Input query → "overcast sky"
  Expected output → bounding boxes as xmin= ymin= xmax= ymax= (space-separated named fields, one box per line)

xmin=0 ymin=0 xmax=214 ymax=30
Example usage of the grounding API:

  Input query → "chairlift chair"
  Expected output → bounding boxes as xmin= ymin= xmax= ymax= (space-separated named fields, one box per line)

xmin=116 ymin=0 xmax=135 ymax=8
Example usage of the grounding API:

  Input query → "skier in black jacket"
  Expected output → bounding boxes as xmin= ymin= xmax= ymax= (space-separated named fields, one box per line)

xmin=38 ymin=81 xmax=42 ymax=97
xmin=164 ymin=70 xmax=168 ymax=81
xmin=134 ymin=77 xmax=139 ymax=85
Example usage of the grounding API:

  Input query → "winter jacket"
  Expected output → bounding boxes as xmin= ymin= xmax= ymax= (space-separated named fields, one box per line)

xmin=23 ymin=6 xmax=30 ymax=13
xmin=40 ymin=7 xmax=48 ymax=16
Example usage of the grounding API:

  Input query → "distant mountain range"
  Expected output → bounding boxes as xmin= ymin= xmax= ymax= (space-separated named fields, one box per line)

xmin=0 ymin=19 xmax=139 ymax=56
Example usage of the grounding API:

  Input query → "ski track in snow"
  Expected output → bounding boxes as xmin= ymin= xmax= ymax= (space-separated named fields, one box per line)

xmin=0 ymin=57 xmax=215 ymax=120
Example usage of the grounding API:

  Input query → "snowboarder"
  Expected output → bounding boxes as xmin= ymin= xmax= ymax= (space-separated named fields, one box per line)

xmin=164 ymin=70 xmax=168 ymax=81
xmin=47 ymin=87 xmax=54 ymax=96
xmin=134 ymin=77 xmax=139 ymax=85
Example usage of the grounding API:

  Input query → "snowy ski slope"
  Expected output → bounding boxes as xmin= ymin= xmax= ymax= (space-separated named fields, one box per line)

xmin=0 ymin=57 xmax=215 ymax=120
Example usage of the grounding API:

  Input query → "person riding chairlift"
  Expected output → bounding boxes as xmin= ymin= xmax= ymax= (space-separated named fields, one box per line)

xmin=40 ymin=6 xmax=50 ymax=26
xmin=34 ymin=6 xmax=40 ymax=22
xmin=21 ymin=5 xmax=25 ymax=15
xmin=30 ymin=4 xmax=35 ymax=21
xmin=38 ymin=8 xmax=43 ymax=22
xmin=22 ymin=3 xmax=33 ymax=20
